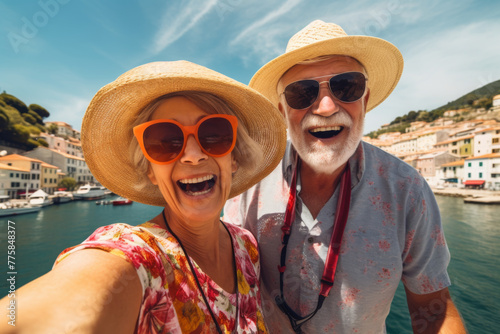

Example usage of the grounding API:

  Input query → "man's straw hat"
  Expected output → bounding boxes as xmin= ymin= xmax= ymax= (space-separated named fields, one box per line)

xmin=250 ymin=20 xmax=404 ymax=112
xmin=82 ymin=61 xmax=286 ymax=206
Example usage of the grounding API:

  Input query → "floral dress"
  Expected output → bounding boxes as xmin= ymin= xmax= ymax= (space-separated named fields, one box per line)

xmin=54 ymin=221 xmax=267 ymax=333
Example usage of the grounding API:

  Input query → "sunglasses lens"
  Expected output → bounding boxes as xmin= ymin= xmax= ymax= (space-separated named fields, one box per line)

xmin=329 ymin=72 xmax=366 ymax=102
xmin=143 ymin=122 xmax=184 ymax=162
xmin=198 ymin=117 xmax=234 ymax=155
xmin=284 ymin=80 xmax=319 ymax=109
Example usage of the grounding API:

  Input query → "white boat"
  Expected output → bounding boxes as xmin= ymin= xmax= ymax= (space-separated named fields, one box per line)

xmin=73 ymin=185 xmax=106 ymax=200
xmin=51 ymin=191 xmax=74 ymax=204
xmin=29 ymin=189 xmax=53 ymax=207
xmin=0 ymin=201 xmax=42 ymax=217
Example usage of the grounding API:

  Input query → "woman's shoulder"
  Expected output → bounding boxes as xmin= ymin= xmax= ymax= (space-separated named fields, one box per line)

xmin=224 ymin=222 xmax=257 ymax=245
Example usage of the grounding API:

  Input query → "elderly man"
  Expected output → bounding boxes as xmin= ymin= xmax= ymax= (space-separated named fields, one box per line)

xmin=225 ymin=20 xmax=466 ymax=333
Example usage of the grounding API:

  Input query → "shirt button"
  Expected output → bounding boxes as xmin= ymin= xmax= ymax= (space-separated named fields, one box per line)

xmin=307 ymin=237 xmax=314 ymax=243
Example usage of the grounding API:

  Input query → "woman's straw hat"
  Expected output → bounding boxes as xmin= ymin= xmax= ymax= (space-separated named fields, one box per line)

xmin=82 ymin=61 xmax=286 ymax=206
xmin=250 ymin=20 xmax=404 ymax=112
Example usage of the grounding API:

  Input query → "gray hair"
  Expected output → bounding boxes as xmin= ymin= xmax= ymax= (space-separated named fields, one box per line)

xmin=129 ymin=91 xmax=262 ymax=187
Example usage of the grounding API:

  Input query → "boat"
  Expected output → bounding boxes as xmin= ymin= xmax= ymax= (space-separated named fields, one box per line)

xmin=73 ymin=185 xmax=106 ymax=200
xmin=112 ymin=197 xmax=133 ymax=206
xmin=51 ymin=191 xmax=74 ymax=204
xmin=0 ymin=201 xmax=42 ymax=217
xmin=29 ymin=189 xmax=53 ymax=207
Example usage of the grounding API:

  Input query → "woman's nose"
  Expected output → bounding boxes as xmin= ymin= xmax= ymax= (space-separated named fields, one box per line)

xmin=179 ymin=135 xmax=208 ymax=164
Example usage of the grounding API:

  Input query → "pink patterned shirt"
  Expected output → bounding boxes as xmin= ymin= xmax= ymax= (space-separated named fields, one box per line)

xmin=55 ymin=221 xmax=267 ymax=333
xmin=224 ymin=141 xmax=451 ymax=333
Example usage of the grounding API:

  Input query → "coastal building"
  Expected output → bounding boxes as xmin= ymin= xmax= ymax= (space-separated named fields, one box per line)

xmin=474 ymin=126 xmax=500 ymax=156
xmin=434 ymin=135 xmax=474 ymax=158
xmin=415 ymin=128 xmax=449 ymax=152
xmin=492 ymin=95 xmax=500 ymax=112
xmin=0 ymin=162 xmax=30 ymax=199
xmin=40 ymin=162 xmax=60 ymax=194
xmin=40 ymin=133 xmax=84 ymax=158
xmin=0 ymin=154 xmax=42 ymax=197
xmin=416 ymin=151 xmax=460 ymax=185
xmin=464 ymin=153 xmax=500 ymax=190
xmin=22 ymin=147 xmax=95 ymax=184
xmin=436 ymin=160 xmax=465 ymax=186
xmin=45 ymin=121 xmax=81 ymax=141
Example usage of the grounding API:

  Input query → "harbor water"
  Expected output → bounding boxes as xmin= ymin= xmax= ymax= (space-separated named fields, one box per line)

xmin=1 ymin=195 xmax=499 ymax=333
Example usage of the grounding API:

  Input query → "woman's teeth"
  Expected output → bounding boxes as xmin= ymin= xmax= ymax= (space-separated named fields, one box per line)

xmin=177 ymin=175 xmax=216 ymax=195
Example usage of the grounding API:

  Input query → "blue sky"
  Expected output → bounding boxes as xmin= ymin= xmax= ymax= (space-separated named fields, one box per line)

xmin=1 ymin=0 xmax=499 ymax=134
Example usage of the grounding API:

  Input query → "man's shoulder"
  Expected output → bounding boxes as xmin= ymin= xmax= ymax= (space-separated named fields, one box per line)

xmin=360 ymin=141 xmax=423 ymax=180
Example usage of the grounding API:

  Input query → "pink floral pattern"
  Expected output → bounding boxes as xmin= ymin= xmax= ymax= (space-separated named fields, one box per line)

xmin=55 ymin=222 xmax=267 ymax=333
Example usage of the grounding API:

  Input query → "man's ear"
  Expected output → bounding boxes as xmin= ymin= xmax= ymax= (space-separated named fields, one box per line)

xmin=147 ymin=165 xmax=158 ymax=185
xmin=363 ymin=88 xmax=371 ymax=116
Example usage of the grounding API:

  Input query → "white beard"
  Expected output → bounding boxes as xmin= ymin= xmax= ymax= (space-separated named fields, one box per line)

xmin=289 ymin=110 xmax=364 ymax=175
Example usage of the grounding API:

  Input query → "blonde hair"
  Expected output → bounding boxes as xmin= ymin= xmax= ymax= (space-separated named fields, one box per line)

xmin=129 ymin=91 xmax=263 ymax=188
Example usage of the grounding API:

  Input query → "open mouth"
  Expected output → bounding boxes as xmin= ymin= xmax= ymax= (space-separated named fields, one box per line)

xmin=309 ymin=126 xmax=343 ymax=139
xmin=177 ymin=175 xmax=216 ymax=196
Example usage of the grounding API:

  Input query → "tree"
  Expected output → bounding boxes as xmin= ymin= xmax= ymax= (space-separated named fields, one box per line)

xmin=23 ymin=113 xmax=37 ymax=125
xmin=0 ymin=93 xmax=29 ymax=114
xmin=29 ymin=104 xmax=50 ymax=118
xmin=58 ymin=177 xmax=77 ymax=191
xmin=48 ymin=123 xmax=58 ymax=135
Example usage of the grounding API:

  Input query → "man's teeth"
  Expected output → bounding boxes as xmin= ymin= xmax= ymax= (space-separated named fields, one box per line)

xmin=310 ymin=126 xmax=342 ymax=132
xmin=178 ymin=175 xmax=213 ymax=184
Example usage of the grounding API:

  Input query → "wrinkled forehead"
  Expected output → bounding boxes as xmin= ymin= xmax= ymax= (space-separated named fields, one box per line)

xmin=278 ymin=55 xmax=366 ymax=91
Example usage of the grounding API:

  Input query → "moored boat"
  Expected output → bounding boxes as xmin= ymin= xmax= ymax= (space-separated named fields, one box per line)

xmin=29 ymin=189 xmax=53 ymax=207
xmin=73 ymin=185 xmax=106 ymax=200
xmin=112 ymin=197 xmax=133 ymax=206
xmin=0 ymin=201 xmax=42 ymax=217
xmin=51 ymin=191 xmax=74 ymax=204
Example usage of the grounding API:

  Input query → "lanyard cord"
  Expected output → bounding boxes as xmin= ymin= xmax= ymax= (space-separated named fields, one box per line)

xmin=276 ymin=160 xmax=351 ymax=333
xmin=162 ymin=210 xmax=239 ymax=334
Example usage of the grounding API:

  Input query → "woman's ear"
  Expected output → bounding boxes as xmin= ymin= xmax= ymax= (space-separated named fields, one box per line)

xmin=231 ymin=155 xmax=238 ymax=174
xmin=147 ymin=165 xmax=158 ymax=185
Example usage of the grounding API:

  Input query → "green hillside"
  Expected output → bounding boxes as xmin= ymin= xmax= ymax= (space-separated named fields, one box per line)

xmin=0 ymin=92 xmax=51 ymax=149
xmin=366 ymin=79 xmax=500 ymax=138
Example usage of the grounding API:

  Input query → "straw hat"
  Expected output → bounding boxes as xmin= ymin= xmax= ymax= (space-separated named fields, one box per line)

xmin=250 ymin=20 xmax=404 ymax=112
xmin=82 ymin=61 xmax=287 ymax=206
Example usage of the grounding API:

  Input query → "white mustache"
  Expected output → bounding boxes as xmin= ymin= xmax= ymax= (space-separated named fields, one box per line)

xmin=301 ymin=110 xmax=353 ymax=130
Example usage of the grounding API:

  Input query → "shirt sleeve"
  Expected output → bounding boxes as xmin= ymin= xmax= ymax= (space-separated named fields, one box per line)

xmin=53 ymin=223 xmax=167 ymax=295
xmin=401 ymin=181 xmax=451 ymax=294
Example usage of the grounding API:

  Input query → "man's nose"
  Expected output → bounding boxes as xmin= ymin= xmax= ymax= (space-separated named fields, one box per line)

xmin=311 ymin=82 xmax=340 ymax=117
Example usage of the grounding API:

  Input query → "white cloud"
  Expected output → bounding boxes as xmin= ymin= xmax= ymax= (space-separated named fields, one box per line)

xmin=150 ymin=0 xmax=218 ymax=55
xmin=365 ymin=19 xmax=500 ymax=133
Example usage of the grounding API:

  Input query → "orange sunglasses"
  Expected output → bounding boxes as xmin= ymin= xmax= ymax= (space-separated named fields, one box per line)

xmin=133 ymin=114 xmax=238 ymax=165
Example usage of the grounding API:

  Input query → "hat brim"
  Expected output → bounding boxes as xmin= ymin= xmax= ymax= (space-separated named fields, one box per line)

xmin=250 ymin=35 xmax=403 ymax=112
xmin=82 ymin=61 xmax=287 ymax=207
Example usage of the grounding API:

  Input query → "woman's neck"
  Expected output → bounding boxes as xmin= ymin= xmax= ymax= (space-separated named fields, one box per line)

xmin=152 ymin=210 xmax=236 ymax=293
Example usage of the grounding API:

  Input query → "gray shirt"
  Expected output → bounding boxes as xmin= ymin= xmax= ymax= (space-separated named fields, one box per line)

xmin=225 ymin=141 xmax=451 ymax=333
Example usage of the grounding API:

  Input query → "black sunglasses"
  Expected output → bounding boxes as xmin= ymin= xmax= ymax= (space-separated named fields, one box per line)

xmin=281 ymin=71 xmax=367 ymax=110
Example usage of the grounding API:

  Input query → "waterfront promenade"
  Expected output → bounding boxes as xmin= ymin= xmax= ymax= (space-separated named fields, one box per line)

xmin=432 ymin=187 xmax=500 ymax=204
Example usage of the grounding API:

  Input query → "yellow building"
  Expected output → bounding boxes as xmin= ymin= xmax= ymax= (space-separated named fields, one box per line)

xmin=40 ymin=162 xmax=60 ymax=194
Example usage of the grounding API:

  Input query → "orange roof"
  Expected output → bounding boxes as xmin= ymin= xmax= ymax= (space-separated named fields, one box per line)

xmin=435 ymin=135 xmax=474 ymax=146
xmin=0 ymin=154 xmax=43 ymax=164
xmin=474 ymin=126 xmax=500 ymax=133
xmin=36 ymin=147 xmax=85 ymax=161
xmin=465 ymin=153 xmax=500 ymax=160
xmin=41 ymin=162 xmax=60 ymax=169
xmin=0 ymin=163 xmax=30 ymax=172
xmin=441 ymin=160 xmax=465 ymax=167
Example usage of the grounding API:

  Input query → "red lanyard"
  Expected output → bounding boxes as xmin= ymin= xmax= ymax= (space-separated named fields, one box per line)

xmin=275 ymin=159 xmax=351 ymax=333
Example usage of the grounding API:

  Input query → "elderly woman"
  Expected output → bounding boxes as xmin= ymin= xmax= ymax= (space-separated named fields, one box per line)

xmin=0 ymin=61 xmax=286 ymax=333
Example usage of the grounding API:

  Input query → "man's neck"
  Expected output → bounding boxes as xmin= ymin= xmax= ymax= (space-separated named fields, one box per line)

xmin=299 ymin=161 xmax=347 ymax=219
